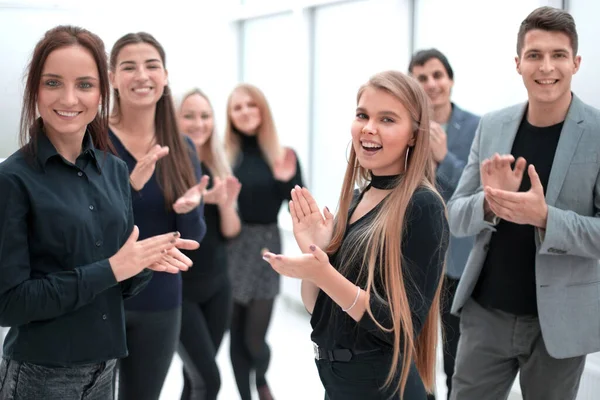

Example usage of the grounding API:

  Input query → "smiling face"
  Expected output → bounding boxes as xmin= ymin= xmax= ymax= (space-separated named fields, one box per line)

xmin=351 ymin=86 xmax=415 ymax=176
xmin=228 ymin=89 xmax=262 ymax=136
xmin=178 ymin=93 xmax=215 ymax=147
xmin=516 ymin=29 xmax=580 ymax=107
xmin=411 ymin=57 xmax=453 ymax=110
xmin=37 ymin=45 xmax=101 ymax=139
xmin=110 ymin=43 xmax=168 ymax=109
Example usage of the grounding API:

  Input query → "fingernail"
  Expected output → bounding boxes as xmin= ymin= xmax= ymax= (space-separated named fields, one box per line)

xmin=295 ymin=185 xmax=300 ymax=189
xmin=262 ymin=256 xmax=270 ymax=262
xmin=310 ymin=245 xmax=316 ymax=251
xmin=173 ymin=231 xmax=180 ymax=237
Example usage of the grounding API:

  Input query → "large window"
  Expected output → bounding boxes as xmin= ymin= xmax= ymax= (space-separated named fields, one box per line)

xmin=311 ymin=0 xmax=411 ymax=210
xmin=414 ymin=0 xmax=543 ymax=116
xmin=241 ymin=13 xmax=309 ymax=166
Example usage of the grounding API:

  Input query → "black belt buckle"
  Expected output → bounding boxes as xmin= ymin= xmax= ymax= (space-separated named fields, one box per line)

xmin=313 ymin=343 xmax=353 ymax=362
xmin=313 ymin=342 xmax=320 ymax=360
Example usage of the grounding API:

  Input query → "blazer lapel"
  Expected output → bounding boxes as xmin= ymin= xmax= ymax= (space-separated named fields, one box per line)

xmin=494 ymin=103 xmax=527 ymax=158
xmin=545 ymin=95 xmax=585 ymax=206
xmin=446 ymin=104 xmax=463 ymax=149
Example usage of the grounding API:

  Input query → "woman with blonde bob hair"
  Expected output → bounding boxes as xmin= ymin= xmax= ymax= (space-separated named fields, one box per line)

xmin=225 ymin=83 xmax=304 ymax=400
xmin=263 ymin=70 xmax=449 ymax=399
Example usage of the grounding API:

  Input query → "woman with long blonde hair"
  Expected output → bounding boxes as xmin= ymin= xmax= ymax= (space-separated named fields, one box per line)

xmin=177 ymin=88 xmax=241 ymax=400
xmin=263 ymin=70 xmax=448 ymax=399
xmin=225 ymin=83 xmax=304 ymax=400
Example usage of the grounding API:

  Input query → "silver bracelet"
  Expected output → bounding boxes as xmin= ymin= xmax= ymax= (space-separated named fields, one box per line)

xmin=342 ymin=286 xmax=361 ymax=313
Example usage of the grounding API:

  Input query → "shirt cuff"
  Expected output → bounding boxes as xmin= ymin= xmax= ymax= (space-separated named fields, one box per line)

xmin=78 ymin=259 xmax=118 ymax=296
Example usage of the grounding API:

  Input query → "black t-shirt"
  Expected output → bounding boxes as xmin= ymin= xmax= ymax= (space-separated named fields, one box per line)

xmin=473 ymin=117 xmax=563 ymax=316
xmin=310 ymin=187 xmax=448 ymax=352
xmin=182 ymin=163 xmax=229 ymax=300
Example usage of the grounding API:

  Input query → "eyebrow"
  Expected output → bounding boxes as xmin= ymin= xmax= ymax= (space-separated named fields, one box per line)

xmin=356 ymin=107 xmax=401 ymax=118
xmin=41 ymin=73 xmax=98 ymax=81
xmin=119 ymin=58 xmax=162 ymax=66
xmin=525 ymin=48 xmax=570 ymax=54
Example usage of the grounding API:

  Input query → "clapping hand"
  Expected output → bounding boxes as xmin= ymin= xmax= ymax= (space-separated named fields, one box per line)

xmin=289 ymin=186 xmax=334 ymax=253
xmin=173 ymin=175 xmax=210 ymax=214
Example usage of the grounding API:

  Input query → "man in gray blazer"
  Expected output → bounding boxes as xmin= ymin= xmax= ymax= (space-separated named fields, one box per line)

xmin=409 ymin=49 xmax=479 ymax=400
xmin=448 ymin=6 xmax=600 ymax=400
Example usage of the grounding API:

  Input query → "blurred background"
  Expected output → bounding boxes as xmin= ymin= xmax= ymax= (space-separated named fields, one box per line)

xmin=1 ymin=0 xmax=599 ymax=399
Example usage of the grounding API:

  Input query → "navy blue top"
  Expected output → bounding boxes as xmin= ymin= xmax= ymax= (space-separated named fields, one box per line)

xmin=109 ymin=129 xmax=206 ymax=312
xmin=182 ymin=163 xmax=229 ymax=301
xmin=0 ymin=131 xmax=152 ymax=366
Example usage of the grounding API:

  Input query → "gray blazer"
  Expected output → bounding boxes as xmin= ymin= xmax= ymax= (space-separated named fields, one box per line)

xmin=436 ymin=104 xmax=480 ymax=279
xmin=448 ymin=94 xmax=600 ymax=359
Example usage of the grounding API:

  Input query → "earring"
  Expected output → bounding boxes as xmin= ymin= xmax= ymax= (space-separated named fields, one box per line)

xmin=405 ymin=147 xmax=410 ymax=171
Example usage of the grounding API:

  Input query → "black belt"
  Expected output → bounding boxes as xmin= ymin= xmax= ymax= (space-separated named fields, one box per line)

xmin=312 ymin=342 xmax=380 ymax=362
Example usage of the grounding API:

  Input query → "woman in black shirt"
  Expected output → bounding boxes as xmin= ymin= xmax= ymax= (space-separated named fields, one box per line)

xmin=0 ymin=26 xmax=198 ymax=400
xmin=177 ymin=88 xmax=241 ymax=400
xmin=225 ymin=83 xmax=303 ymax=400
xmin=263 ymin=70 xmax=449 ymax=399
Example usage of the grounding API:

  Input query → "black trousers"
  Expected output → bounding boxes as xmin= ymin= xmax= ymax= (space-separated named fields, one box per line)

xmin=317 ymin=354 xmax=427 ymax=400
xmin=178 ymin=278 xmax=232 ymax=400
xmin=117 ymin=307 xmax=181 ymax=400
xmin=428 ymin=276 xmax=461 ymax=400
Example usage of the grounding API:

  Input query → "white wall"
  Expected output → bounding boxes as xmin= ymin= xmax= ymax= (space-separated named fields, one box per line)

xmin=413 ymin=0 xmax=549 ymax=117
xmin=0 ymin=0 xmax=240 ymax=158
xmin=569 ymin=0 xmax=600 ymax=109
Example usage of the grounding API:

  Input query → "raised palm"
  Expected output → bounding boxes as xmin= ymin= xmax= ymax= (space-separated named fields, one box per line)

xmin=273 ymin=147 xmax=297 ymax=182
xmin=290 ymin=186 xmax=334 ymax=253
xmin=481 ymin=154 xmax=526 ymax=192
xmin=173 ymin=175 xmax=210 ymax=214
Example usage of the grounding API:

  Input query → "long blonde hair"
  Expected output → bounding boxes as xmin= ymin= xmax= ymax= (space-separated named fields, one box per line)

xmin=224 ymin=83 xmax=282 ymax=169
xmin=178 ymin=89 xmax=231 ymax=178
xmin=327 ymin=70 xmax=444 ymax=397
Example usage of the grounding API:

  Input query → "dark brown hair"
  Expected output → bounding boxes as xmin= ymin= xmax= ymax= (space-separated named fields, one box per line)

xmin=408 ymin=48 xmax=454 ymax=80
xmin=19 ymin=25 xmax=111 ymax=154
xmin=110 ymin=32 xmax=196 ymax=207
xmin=517 ymin=6 xmax=578 ymax=56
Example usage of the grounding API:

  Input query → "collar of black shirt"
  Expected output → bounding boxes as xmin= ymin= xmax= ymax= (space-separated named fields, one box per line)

xmin=37 ymin=130 xmax=101 ymax=173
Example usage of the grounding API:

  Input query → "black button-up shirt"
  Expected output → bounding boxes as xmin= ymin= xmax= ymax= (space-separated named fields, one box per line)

xmin=0 ymin=132 xmax=152 ymax=366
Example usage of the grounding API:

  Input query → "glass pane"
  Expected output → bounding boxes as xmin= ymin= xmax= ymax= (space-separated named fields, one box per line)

xmin=311 ymin=0 xmax=411 ymax=212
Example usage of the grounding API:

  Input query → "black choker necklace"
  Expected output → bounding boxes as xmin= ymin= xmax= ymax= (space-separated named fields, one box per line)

xmin=370 ymin=173 xmax=401 ymax=190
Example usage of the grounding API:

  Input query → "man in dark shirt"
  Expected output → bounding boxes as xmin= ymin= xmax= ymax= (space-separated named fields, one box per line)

xmin=409 ymin=49 xmax=479 ymax=400
xmin=447 ymin=7 xmax=600 ymax=400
